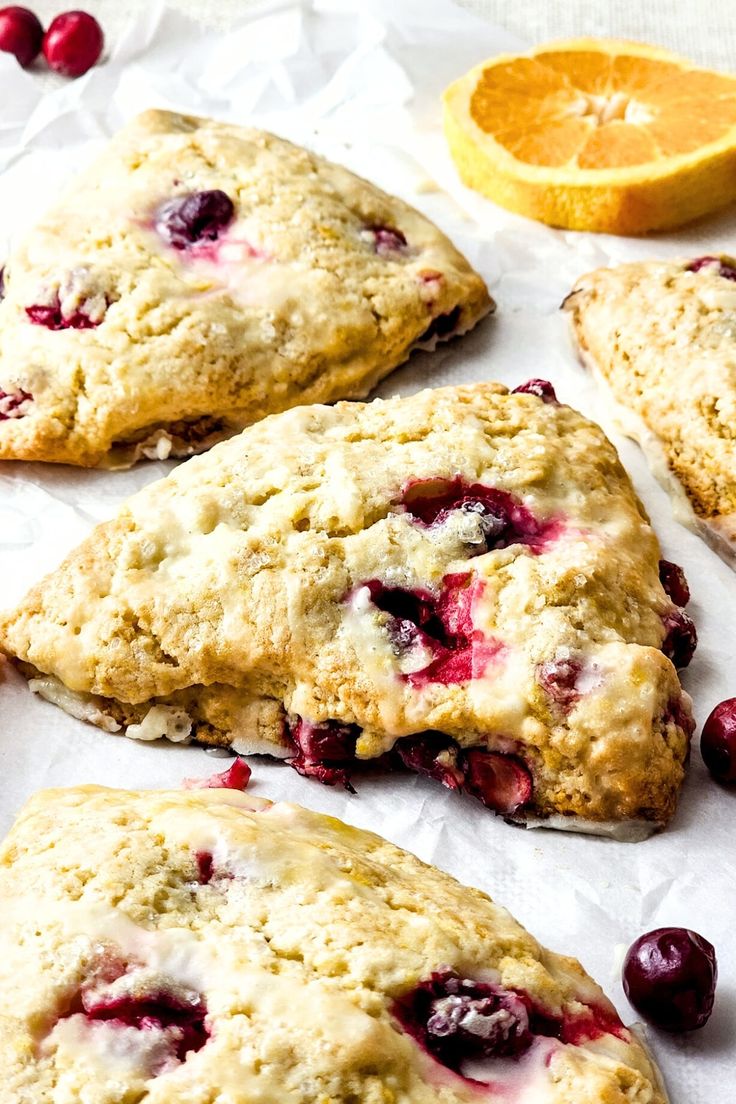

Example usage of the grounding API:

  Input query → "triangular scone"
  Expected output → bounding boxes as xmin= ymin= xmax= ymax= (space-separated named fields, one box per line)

xmin=564 ymin=256 xmax=736 ymax=565
xmin=0 ymin=383 xmax=696 ymax=838
xmin=0 ymin=109 xmax=491 ymax=467
xmin=0 ymin=785 xmax=668 ymax=1103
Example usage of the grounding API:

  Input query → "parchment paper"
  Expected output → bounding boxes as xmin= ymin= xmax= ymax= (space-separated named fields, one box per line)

xmin=0 ymin=2 xmax=734 ymax=1098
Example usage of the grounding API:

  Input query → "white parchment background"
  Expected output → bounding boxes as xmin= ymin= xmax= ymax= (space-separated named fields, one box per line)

xmin=0 ymin=1 xmax=735 ymax=1098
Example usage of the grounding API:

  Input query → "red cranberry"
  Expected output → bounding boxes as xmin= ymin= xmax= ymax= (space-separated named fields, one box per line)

xmin=659 ymin=560 xmax=690 ymax=607
xmin=0 ymin=387 xmax=32 ymax=419
xmin=0 ymin=6 xmax=42 ymax=67
xmin=84 ymin=988 xmax=209 ymax=1060
xmin=43 ymin=10 xmax=103 ymax=77
xmin=287 ymin=717 xmax=359 ymax=791
xmin=463 ymin=750 xmax=532 ymax=814
xmin=204 ymin=757 xmax=251 ymax=790
xmin=623 ymin=928 xmax=717 ymax=1032
xmin=511 ymin=378 xmax=558 ymax=403
xmin=26 ymin=302 xmax=100 ymax=330
xmin=686 ymin=255 xmax=736 ymax=281
xmin=661 ymin=609 xmax=697 ymax=669
xmin=196 ymin=851 xmax=214 ymax=884
xmin=370 ymin=224 xmax=407 ymax=256
xmin=0 ymin=266 xmax=5 ymax=299
xmin=156 ymin=190 xmax=235 ymax=251
xmin=417 ymin=306 xmax=461 ymax=344
xmin=537 ymin=657 xmax=581 ymax=708
xmin=395 ymin=734 xmax=464 ymax=790
xmin=701 ymin=698 xmax=736 ymax=783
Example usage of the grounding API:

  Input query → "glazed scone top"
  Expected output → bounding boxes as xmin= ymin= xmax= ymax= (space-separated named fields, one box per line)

xmin=0 ymin=785 xmax=667 ymax=1103
xmin=564 ymin=256 xmax=736 ymax=547
xmin=0 ymin=383 xmax=693 ymax=830
xmin=0 ymin=109 xmax=490 ymax=466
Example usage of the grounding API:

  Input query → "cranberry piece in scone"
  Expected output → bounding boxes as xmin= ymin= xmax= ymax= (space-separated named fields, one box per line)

xmin=512 ymin=378 xmax=558 ymax=403
xmin=661 ymin=609 xmax=697 ymax=669
xmin=658 ymin=559 xmax=690 ymax=607
xmin=156 ymin=190 xmax=235 ymax=250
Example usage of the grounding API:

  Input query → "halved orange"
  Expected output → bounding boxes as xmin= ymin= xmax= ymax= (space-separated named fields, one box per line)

xmin=443 ymin=39 xmax=736 ymax=233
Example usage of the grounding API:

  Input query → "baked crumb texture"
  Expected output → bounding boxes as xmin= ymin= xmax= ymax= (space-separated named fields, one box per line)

xmin=0 ymin=109 xmax=491 ymax=467
xmin=0 ymin=785 xmax=668 ymax=1103
xmin=564 ymin=256 xmax=736 ymax=562
xmin=0 ymin=384 xmax=694 ymax=835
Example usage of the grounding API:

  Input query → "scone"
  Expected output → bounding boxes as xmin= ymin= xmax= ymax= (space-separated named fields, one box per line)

xmin=0 ymin=109 xmax=491 ymax=467
xmin=0 ymin=383 xmax=696 ymax=838
xmin=0 ymin=784 xmax=669 ymax=1103
xmin=564 ymin=255 xmax=736 ymax=564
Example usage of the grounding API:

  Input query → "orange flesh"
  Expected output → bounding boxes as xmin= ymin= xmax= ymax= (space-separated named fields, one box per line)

xmin=469 ymin=48 xmax=736 ymax=168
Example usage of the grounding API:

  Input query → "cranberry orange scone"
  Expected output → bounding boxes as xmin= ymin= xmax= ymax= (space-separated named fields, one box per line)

xmin=0 ymin=383 xmax=695 ymax=838
xmin=0 ymin=785 xmax=669 ymax=1103
xmin=564 ymin=255 xmax=736 ymax=564
xmin=0 ymin=109 xmax=491 ymax=467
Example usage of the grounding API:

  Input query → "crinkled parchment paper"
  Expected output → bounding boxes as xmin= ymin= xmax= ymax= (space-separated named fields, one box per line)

xmin=0 ymin=2 xmax=734 ymax=1098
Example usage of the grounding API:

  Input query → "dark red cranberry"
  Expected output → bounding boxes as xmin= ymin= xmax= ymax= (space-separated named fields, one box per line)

xmin=662 ymin=694 xmax=696 ymax=737
xmin=26 ymin=302 xmax=100 ymax=330
xmin=686 ymin=255 xmax=736 ymax=281
xmin=395 ymin=733 xmax=464 ymax=790
xmin=0 ymin=387 xmax=32 ymax=419
xmin=370 ymin=225 xmax=407 ymax=256
xmin=84 ymin=988 xmax=209 ymax=1060
xmin=400 ymin=476 xmax=560 ymax=556
xmin=0 ymin=6 xmax=43 ymax=67
xmin=623 ymin=928 xmax=717 ymax=1032
xmin=659 ymin=560 xmax=690 ymax=607
xmin=394 ymin=969 xmax=532 ymax=1069
xmin=537 ymin=657 xmax=581 ymax=709
xmin=700 ymin=698 xmax=736 ymax=783
xmin=43 ymin=11 xmax=103 ymax=77
xmin=156 ymin=190 xmax=235 ymax=250
xmin=196 ymin=851 xmax=214 ymax=884
xmin=0 ymin=266 xmax=5 ymax=299
xmin=416 ymin=306 xmax=462 ymax=345
xmin=287 ymin=717 xmax=359 ymax=791
xmin=511 ymin=378 xmax=558 ymax=403
xmin=204 ymin=757 xmax=251 ymax=790
xmin=463 ymin=750 xmax=532 ymax=814
xmin=661 ymin=609 xmax=697 ymax=669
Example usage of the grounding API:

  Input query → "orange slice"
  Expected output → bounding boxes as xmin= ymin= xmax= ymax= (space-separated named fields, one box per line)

xmin=443 ymin=38 xmax=736 ymax=233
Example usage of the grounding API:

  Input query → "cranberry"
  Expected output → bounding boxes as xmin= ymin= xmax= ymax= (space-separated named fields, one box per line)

xmin=43 ymin=11 xmax=103 ymax=77
xmin=537 ymin=657 xmax=581 ymax=708
xmin=394 ymin=969 xmax=532 ymax=1070
xmin=84 ymin=988 xmax=209 ymax=1060
xmin=417 ymin=306 xmax=461 ymax=344
xmin=0 ymin=266 xmax=5 ymax=299
xmin=686 ymin=255 xmax=736 ymax=281
xmin=196 ymin=851 xmax=214 ymax=884
xmin=658 ymin=559 xmax=690 ymax=607
xmin=156 ymin=189 xmax=235 ymax=251
xmin=400 ymin=476 xmax=561 ymax=556
xmin=623 ymin=928 xmax=717 ymax=1032
xmin=0 ymin=387 xmax=32 ymax=419
xmin=700 ymin=698 xmax=736 ymax=783
xmin=0 ymin=6 xmax=42 ymax=67
xmin=370 ymin=224 xmax=407 ymax=256
xmin=186 ymin=757 xmax=251 ymax=791
xmin=661 ymin=609 xmax=697 ymax=669
xmin=463 ymin=750 xmax=532 ymax=814
xmin=26 ymin=302 xmax=100 ymax=330
xmin=511 ymin=378 xmax=558 ymax=403
xmin=287 ymin=717 xmax=359 ymax=791
xmin=395 ymin=733 xmax=464 ymax=790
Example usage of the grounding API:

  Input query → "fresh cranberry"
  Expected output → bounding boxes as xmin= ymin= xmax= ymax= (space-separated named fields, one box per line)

xmin=395 ymin=733 xmax=464 ymax=790
xmin=661 ymin=609 xmax=697 ymax=669
xmin=463 ymin=750 xmax=532 ymax=814
xmin=662 ymin=694 xmax=696 ymax=738
xmin=84 ymin=989 xmax=209 ymax=1060
xmin=0 ymin=387 xmax=32 ymax=419
xmin=685 ymin=255 xmax=736 ymax=281
xmin=370 ymin=224 xmax=407 ymax=256
xmin=287 ymin=717 xmax=359 ymax=792
xmin=537 ymin=657 xmax=581 ymax=708
xmin=623 ymin=928 xmax=717 ymax=1032
xmin=26 ymin=302 xmax=101 ymax=330
xmin=196 ymin=851 xmax=214 ymax=884
xmin=416 ymin=306 xmax=462 ymax=345
xmin=0 ymin=6 xmax=42 ymax=67
xmin=511 ymin=378 xmax=558 ymax=404
xmin=659 ymin=560 xmax=690 ymax=607
xmin=43 ymin=10 xmax=103 ymax=77
xmin=400 ymin=476 xmax=561 ymax=555
xmin=156 ymin=190 xmax=235 ymax=251
xmin=394 ymin=969 xmax=532 ymax=1070
xmin=700 ymin=698 xmax=736 ymax=783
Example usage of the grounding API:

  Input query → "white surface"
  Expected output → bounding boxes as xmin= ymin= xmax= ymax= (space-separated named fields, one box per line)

xmin=0 ymin=1 xmax=735 ymax=1099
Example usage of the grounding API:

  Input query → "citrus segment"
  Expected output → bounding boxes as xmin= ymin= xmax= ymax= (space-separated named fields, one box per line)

xmin=444 ymin=38 xmax=736 ymax=233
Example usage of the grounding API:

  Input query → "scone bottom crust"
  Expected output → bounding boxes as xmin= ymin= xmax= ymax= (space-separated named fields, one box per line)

xmin=1 ymin=382 xmax=695 ymax=838
xmin=0 ymin=785 xmax=669 ymax=1101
